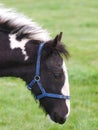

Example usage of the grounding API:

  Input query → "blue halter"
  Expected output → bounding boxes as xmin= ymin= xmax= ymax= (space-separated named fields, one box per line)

xmin=27 ymin=43 xmax=70 ymax=100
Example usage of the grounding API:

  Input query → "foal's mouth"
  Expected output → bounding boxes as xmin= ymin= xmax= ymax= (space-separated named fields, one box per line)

xmin=49 ymin=113 xmax=66 ymax=124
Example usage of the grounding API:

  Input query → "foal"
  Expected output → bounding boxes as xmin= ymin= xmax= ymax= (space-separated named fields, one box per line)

xmin=0 ymin=7 xmax=70 ymax=124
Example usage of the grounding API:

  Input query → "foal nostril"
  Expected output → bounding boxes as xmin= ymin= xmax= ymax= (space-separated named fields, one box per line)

xmin=53 ymin=112 xmax=66 ymax=124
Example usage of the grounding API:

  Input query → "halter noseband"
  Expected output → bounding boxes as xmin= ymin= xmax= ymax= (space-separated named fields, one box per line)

xmin=27 ymin=43 xmax=70 ymax=100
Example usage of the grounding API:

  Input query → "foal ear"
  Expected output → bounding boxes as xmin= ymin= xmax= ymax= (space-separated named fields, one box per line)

xmin=43 ymin=32 xmax=63 ymax=57
xmin=52 ymin=32 xmax=63 ymax=47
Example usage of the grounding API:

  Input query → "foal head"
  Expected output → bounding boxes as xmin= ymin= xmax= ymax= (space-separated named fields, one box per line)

xmin=30 ymin=32 xmax=70 ymax=124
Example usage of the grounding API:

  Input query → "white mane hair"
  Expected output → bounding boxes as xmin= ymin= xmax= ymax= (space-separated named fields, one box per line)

xmin=0 ymin=5 xmax=51 ymax=42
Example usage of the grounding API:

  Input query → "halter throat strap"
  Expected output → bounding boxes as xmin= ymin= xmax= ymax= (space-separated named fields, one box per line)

xmin=27 ymin=43 xmax=70 ymax=100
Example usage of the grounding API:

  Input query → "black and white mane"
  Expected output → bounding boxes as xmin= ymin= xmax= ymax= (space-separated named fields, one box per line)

xmin=0 ymin=6 xmax=50 ymax=41
xmin=0 ymin=6 xmax=70 ymax=124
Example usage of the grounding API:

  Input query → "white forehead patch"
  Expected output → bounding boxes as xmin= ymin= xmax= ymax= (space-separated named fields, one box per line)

xmin=61 ymin=61 xmax=70 ymax=118
xmin=9 ymin=34 xmax=29 ymax=60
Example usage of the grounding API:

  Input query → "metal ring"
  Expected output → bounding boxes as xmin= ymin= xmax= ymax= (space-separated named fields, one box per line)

xmin=34 ymin=75 xmax=40 ymax=81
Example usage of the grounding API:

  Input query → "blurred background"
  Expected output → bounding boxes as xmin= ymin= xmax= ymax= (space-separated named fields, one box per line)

xmin=0 ymin=0 xmax=98 ymax=130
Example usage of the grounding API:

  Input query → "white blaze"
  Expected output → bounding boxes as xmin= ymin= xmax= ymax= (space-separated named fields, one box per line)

xmin=61 ymin=61 xmax=70 ymax=118
xmin=9 ymin=34 xmax=29 ymax=60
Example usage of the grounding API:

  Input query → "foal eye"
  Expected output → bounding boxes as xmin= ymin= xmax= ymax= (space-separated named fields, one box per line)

xmin=54 ymin=73 xmax=62 ymax=79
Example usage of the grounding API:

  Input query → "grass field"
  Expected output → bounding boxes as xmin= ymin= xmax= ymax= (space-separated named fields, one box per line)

xmin=0 ymin=0 xmax=98 ymax=130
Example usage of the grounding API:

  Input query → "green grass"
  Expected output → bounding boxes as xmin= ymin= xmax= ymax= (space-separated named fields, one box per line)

xmin=0 ymin=0 xmax=98 ymax=130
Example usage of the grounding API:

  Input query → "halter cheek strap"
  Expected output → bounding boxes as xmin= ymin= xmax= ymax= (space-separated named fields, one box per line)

xmin=27 ymin=43 xmax=70 ymax=100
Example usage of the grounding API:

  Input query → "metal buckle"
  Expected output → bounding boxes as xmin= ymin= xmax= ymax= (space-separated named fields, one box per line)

xmin=34 ymin=75 xmax=40 ymax=81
